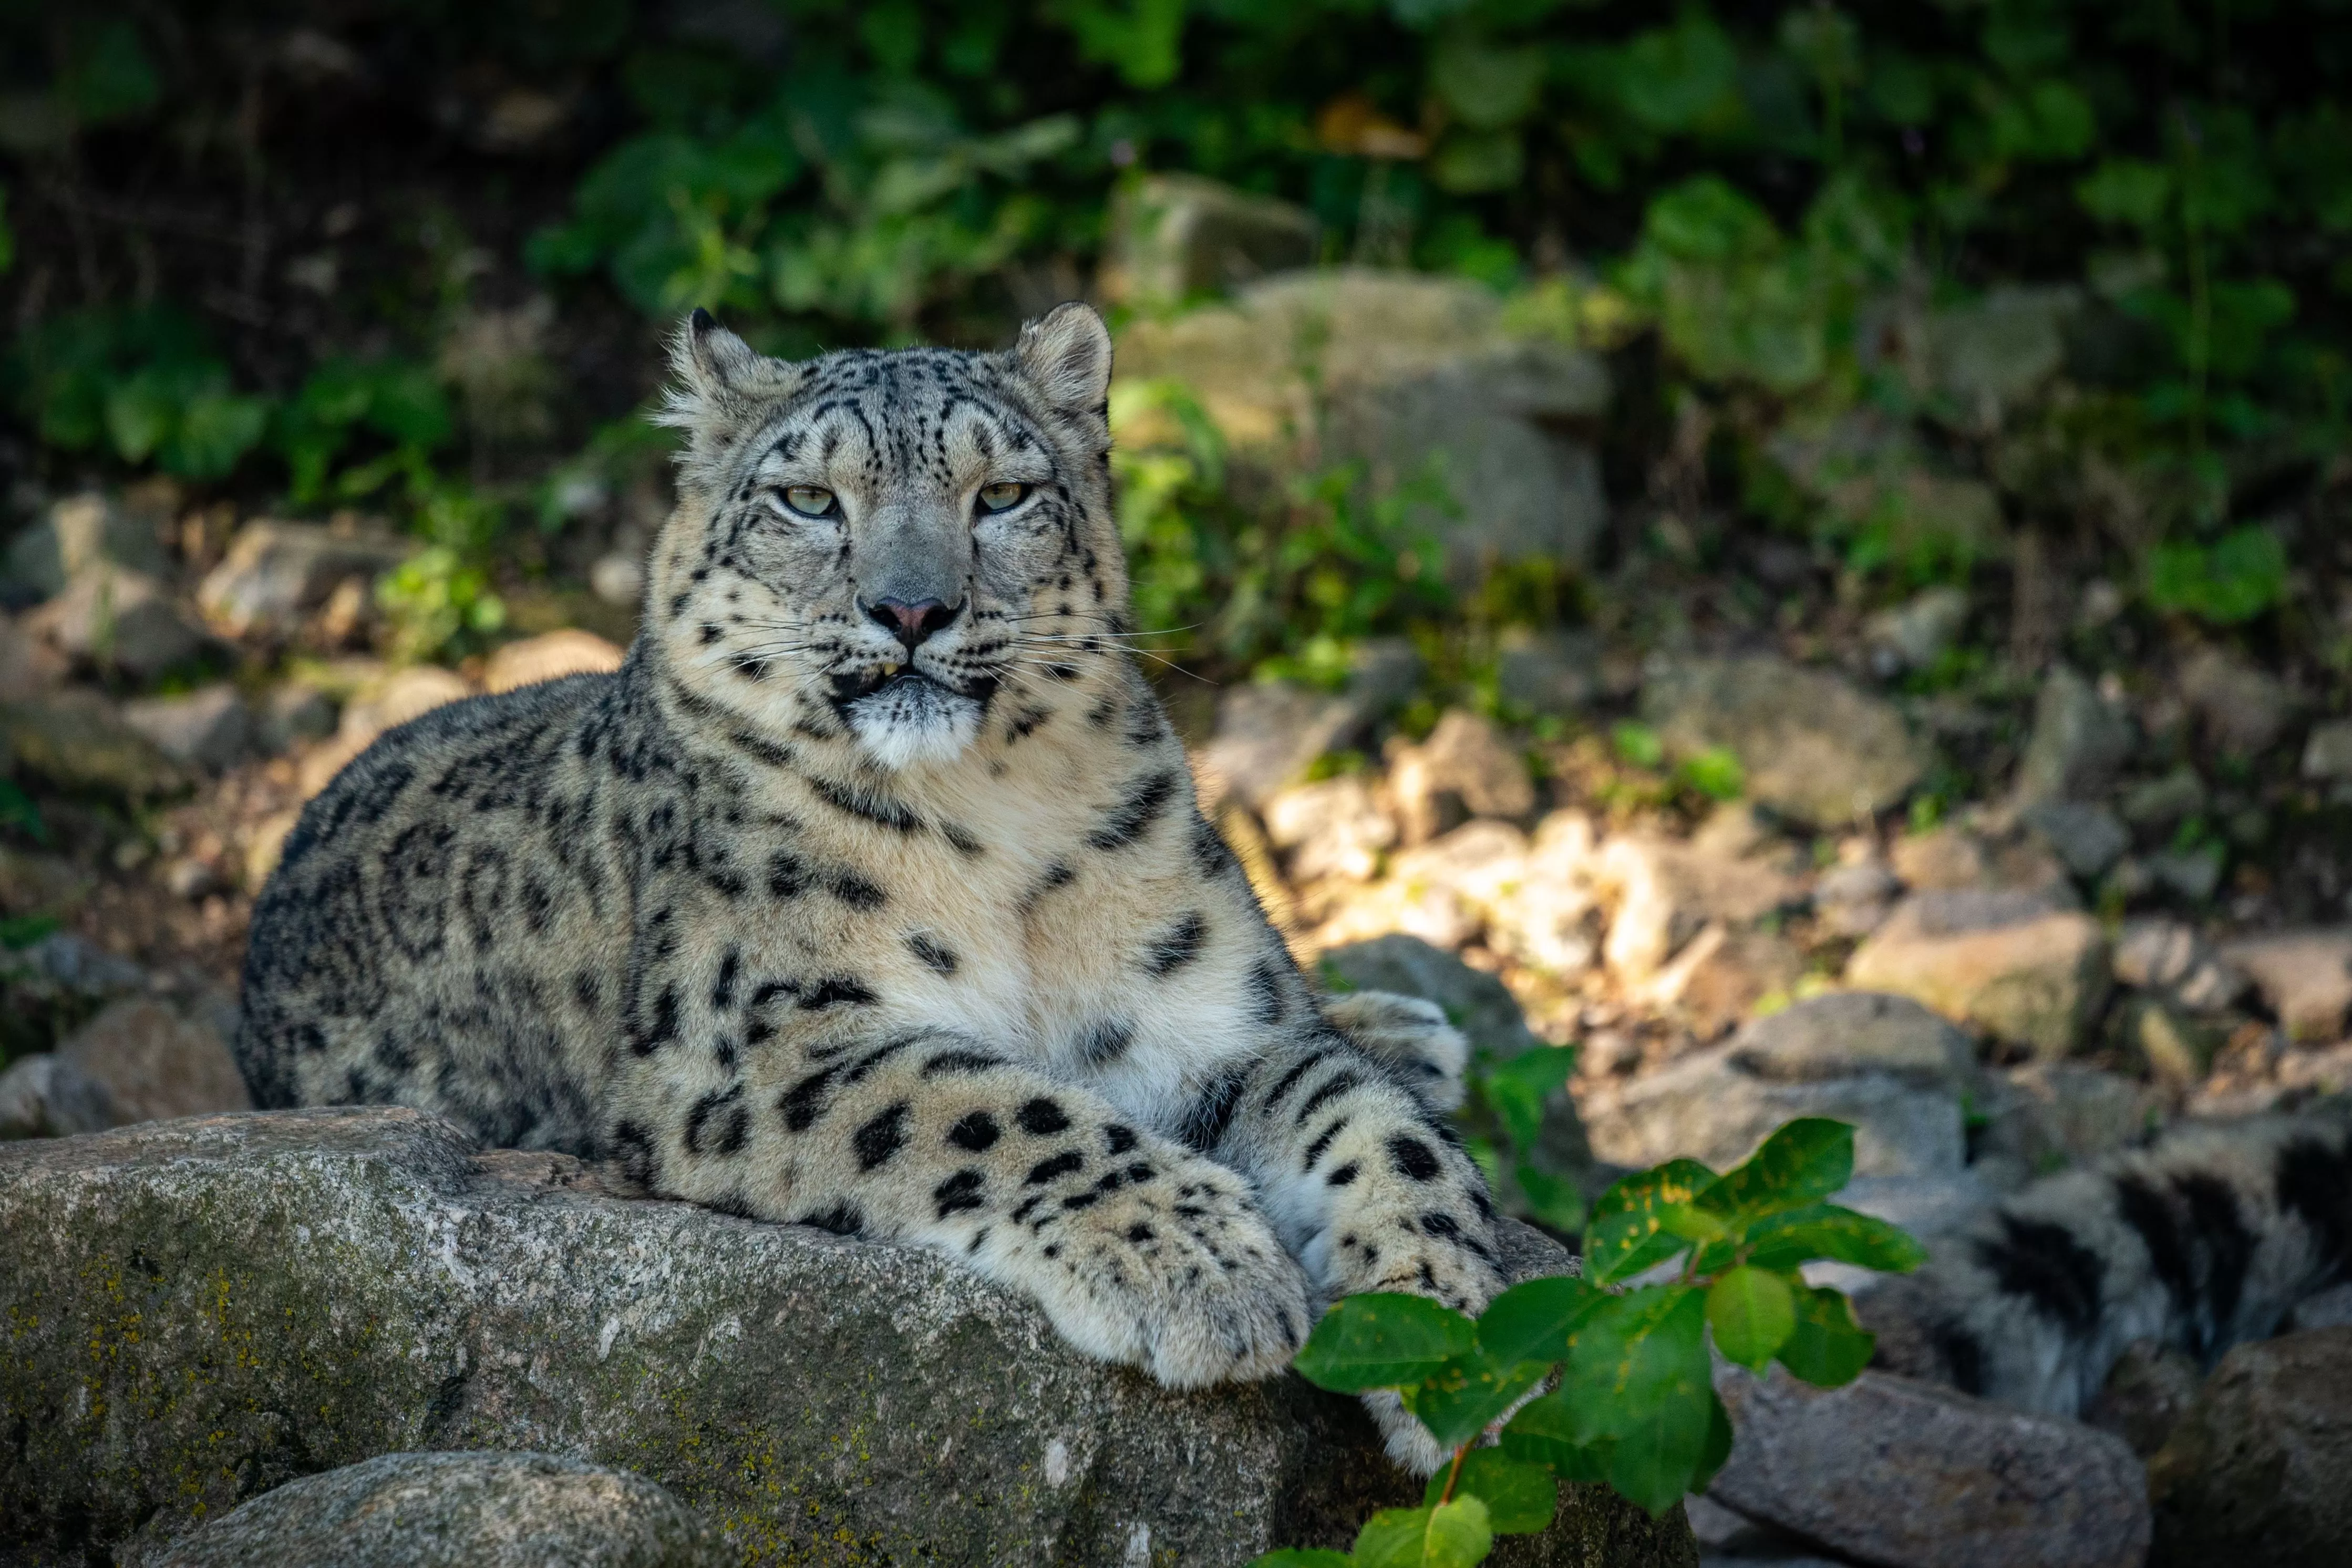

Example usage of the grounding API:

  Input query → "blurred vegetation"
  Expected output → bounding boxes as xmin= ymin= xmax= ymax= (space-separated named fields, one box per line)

xmin=2 ymin=0 xmax=2348 ymax=667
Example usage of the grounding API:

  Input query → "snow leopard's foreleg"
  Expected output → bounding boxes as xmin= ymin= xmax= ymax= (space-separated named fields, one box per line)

xmin=606 ymin=1020 xmax=1312 ymax=1389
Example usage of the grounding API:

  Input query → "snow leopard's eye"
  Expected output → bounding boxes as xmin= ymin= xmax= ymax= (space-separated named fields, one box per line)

xmin=976 ymin=481 xmax=1029 ymax=515
xmin=773 ymin=485 xmax=835 ymax=519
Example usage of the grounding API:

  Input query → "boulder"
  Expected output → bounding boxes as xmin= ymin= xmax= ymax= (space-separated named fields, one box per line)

xmin=1262 ymin=775 xmax=1396 ymax=883
xmin=2014 ymin=665 xmax=2132 ymax=806
xmin=2116 ymin=997 xmax=2223 ymax=1090
xmin=1633 ymin=925 xmax=1805 ymax=1044
xmin=197 ymin=519 xmax=409 ymax=640
xmin=2017 ymin=800 xmax=2128 ymax=881
xmin=1639 ymin=656 xmax=1928 ymax=828
xmin=2302 ymin=718 xmax=2352 ymax=783
xmin=0 ymin=1109 xmax=1687 ymax=1568
xmin=1589 ymin=833 xmax=1800 ymax=983
xmin=121 ymin=686 xmax=256 ymax=772
xmin=1811 ymin=860 xmax=1900 ymax=936
xmin=0 ymin=690 xmax=191 ymax=798
xmin=143 ymin=1450 xmax=728 ymax=1568
xmin=1117 ymin=270 xmax=1612 ymax=579
xmin=54 ymin=997 xmax=253 ymax=1127
xmin=2112 ymin=919 xmax=2244 ymax=1013
xmin=0 ymin=1052 xmax=115 ymax=1138
xmin=1099 ymin=173 xmax=1319 ymax=307
xmin=1726 ymin=992 xmax=1977 ymax=1094
xmin=1709 ymin=1366 xmax=2149 ymax=1568
xmin=1579 ymin=1041 xmax=1965 ymax=1180
xmin=1387 ymin=709 xmax=1535 ymax=843
xmin=482 ymin=628 xmax=626 ymax=694
xmin=1846 ymin=891 xmax=2110 ymax=1060
xmin=27 ymin=566 xmax=209 ymax=678
xmin=2217 ymin=929 xmax=2352 ymax=1044
xmin=2147 ymin=1327 xmax=2352 ymax=1567
xmin=1385 ymin=820 xmax=1532 ymax=914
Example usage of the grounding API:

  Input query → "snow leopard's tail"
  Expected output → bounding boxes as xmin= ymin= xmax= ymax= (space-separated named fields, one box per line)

xmin=1862 ymin=1104 xmax=2352 ymax=1416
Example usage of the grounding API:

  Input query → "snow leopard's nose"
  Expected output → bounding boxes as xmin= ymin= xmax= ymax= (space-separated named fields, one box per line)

xmin=863 ymin=596 xmax=962 ymax=652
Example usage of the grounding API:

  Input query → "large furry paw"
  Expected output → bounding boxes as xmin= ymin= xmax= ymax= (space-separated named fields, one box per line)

xmin=1323 ymin=990 xmax=1469 ymax=1113
xmin=1002 ymin=1147 xmax=1313 ymax=1389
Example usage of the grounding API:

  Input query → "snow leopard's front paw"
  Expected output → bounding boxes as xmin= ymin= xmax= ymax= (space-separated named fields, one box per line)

xmin=1006 ymin=1142 xmax=1312 ymax=1390
xmin=1323 ymin=990 xmax=1468 ymax=1113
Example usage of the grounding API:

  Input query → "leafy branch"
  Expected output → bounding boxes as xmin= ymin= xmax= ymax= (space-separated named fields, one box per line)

xmin=1255 ymin=1118 xmax=1923 ymax=1567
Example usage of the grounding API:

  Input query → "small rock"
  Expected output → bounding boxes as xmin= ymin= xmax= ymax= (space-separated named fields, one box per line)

xmin=2118 ymin=767 xmax=2207 ymax=831
xmin=2082 ymin=1339 xmax=2203 ymax=1458
xmin=2112 ymin=919 xmax=2245 ymax=1012
xmin=1385 ymin=819 xmax=1530 ymax=911
xmin=0 ymin=690 xmax=190 ymax=797
xmin=164 ymin=857 xmax=223 ymax=901
xmin=148 ymin=1450 xmax=729 ymax=1568
xmin=1311 ymin=874 xmax=1481 ymax=953
xmin=1709 ymin=1366 xmax=2150 ymax=1568
xmin=4 ymin=491 xmax=170 ymax=598
xmin=1495 ymin=627 xmax=1600 ymax=715
xmin=2145 ymin=844 xmax=2225 ymax=904
xmin=1641 ymin=655 xmax=1929 ymax=827
xmin=27 ymin=567 xmax=208 ymax=678
xmin=1637 ymin=925 xmax=1807 ymax=1043
xmin=2177 ymin=645 xmax=2297 ymax=756
xmin=2014 ymin=664 xmax=2134 ymax=806
xmin=257 ymin=683 xmax=339 ymax=751
xmin=298 ymin=665 xmax=477 ymax=798
xmin=2275 ymin=1040 xmax=2352 ymax=1096
xmin=1099 ymin=172 xmax=1319 ymax=307
xmin=1864 ymin=585 xmax=1970 ymax=676
xmin=121 ymin=686 xmax=255 ymax=772
xmin=56 ymin=998 xmax=252 ymax=1127
xmin=2147 ymin=1327 xmax=2352 ymax=1567
xmin=0 ymin=1052 xmax=114 ymax=1138
xmin=2301 ymin=718 xmax=2352 ymax=782
xmin=1262 ymin=775 xmax=1396 ymax=883
xmin=1580 ymin=1041 xmax=1964 ymax=1179
xmin=590 ymin=550 xmax=645 ymax=607
xmin=1387 ymin=709 xmax=1534 ymax=844
xmin=1813 ymin=860 xmax=1901 ymax=936
xmin=1197 ymin=656 xmax=1409 ymax=810
xmin=1590 ymin=833 xmax=1801 ymax=983
xmin=482 ymin=628 xmax=626 ymax=694
xmin=197 ymin=519 xmax=409 ymax=639
xmin=2217 ymin=929 xmax=2352 ymax=1043
xmin=2018 ymin=800 xmax=2129 ymax=880
xmin=1846 ymin=890 xmax=2110 ymax=1059
xmin=0 ymin=611 xmax=69 ymax=699
xmin=1977 ymin=1063 xmax=2164 ymax=1169
xmin=1889 ymin=826 xmax=1990 ymax=891
xmin=2117 ymin=997 xmax=2222 ymax=1090
xmin=1727 ymin=992 xmax=1978 ymax=1094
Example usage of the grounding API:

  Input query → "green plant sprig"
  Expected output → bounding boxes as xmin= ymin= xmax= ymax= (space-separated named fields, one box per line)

xmin=1255 ymin=1118 xmax=1923 ymax=1567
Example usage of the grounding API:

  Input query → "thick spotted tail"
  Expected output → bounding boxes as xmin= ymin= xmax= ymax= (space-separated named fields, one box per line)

xmin=1863 ymin=1107 xmax=2352 ymax=1417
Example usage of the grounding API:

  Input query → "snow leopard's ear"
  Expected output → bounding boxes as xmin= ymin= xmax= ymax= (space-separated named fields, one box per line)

xmin=1014 ymin=302 xmax=1112 ymax=436
xmin=658 ymin=309 xmax=803 ymax=483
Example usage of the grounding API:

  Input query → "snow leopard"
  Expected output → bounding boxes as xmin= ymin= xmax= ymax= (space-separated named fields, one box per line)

xmin=234 ymin=304 xmax=1502 ymax=1469
xmin=1863 ymin=1103 xmax=2352 ymax=1416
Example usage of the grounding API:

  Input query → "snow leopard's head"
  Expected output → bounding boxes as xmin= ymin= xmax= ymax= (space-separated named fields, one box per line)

xmin=648 ymin=304 xmax=1125 ymax=771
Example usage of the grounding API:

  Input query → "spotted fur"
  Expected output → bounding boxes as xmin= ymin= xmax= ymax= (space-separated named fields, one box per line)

xmin=1864 ymin=1107 xmax=2352 ymax=1416
xmin=234 ymin=304 xmax=1502 ymax=1466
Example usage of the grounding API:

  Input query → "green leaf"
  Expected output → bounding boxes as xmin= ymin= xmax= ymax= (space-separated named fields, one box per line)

xmin=1401 ymin=1346 xmax=1550 ymax=1451
xmin=1676 ymin=745 xmax=1744 ymax=801
xmin=2078 ymin=159 xmax=2172 ymax=229
xmin=2145 ymin=528 xmax=2288 ymax=627
xmin=1565 ymin=1286 xmax=1715 ymax=1514
xmin=1476 ymin=1274 xmax=1602 ymax=1368
xmin=0 ymin=778 xmax=48 ymax=844
xmin=1355 ymin=1497 xmax=1493 ymax=1568
xmin=1584 ymin=1160 xmax=1717 ymax=1284
xmin=1698 ymin=1119 xmax=1854 ymax=1222
xmin=1611 ymin=720 xmax=1665 ymax=769
xmin=1706 ymin=1267 xmax=1797 ymax=1373
xmin=164 ymin=391 xmax=268 ymax=480
xmin=1734 ymin=1203 xmax=1927 ymax=1274
xmin=1295 ymin=1293 xmax=1477 ymax=1393
xmin=1774 ymin=1286 xmax=1876 ymax=1387
xmin=1499 ymin=1388 xmax=1611 ymax=1482
xmin=1690 ymin=1390 xmax=1735 ymax=1494
xmin=1479 ymin=1046 xmax=1574 ymax=1153
xmin=1425 ymin=1451 xmax=1557 ymax=1535
xmin=1248 ymin=1552 xmax=1354 ymax=1568
xmin=0 ymin=913 xmax=61 ymax=951
xmin=1512 ymin=1163 xmax=1587 ymax=1234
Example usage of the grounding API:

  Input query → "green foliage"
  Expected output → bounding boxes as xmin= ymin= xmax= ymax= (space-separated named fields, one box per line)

xmin=275 ymin=360 xmax=455 ymax=507
xmin=1262 ymin=1119 xmax=1921 ymax=1561
xmin=11 ymin=310 xmax=269 ymax=481
xmin=0 ymin=779 xmax=48 ymax=845
xmin=2144 ymin=527 xmax=2289 ymax=626
xmin=1457 ymin=1045 xmax=1585 ymax=1233
xmin=376 ymin=546 xmax=507 ymax=664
